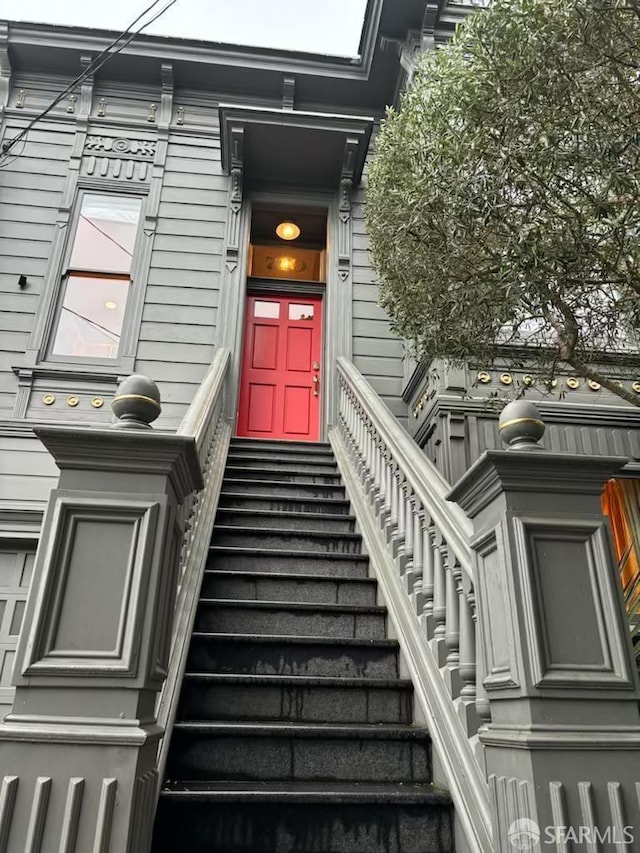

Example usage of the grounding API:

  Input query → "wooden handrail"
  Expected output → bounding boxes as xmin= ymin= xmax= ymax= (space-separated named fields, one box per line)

xmin=156 ymin=346 xmax=232 ymax=792
xmin=334 ymin=356 xmax=492 ymax=852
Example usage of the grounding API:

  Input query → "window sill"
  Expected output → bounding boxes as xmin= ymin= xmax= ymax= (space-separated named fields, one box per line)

xmin=12 ymin=362 xmax=123 ymax=383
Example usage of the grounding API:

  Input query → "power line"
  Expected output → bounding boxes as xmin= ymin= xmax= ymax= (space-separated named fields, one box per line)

xmin=0 ymin=0 xmax=178 ymax=166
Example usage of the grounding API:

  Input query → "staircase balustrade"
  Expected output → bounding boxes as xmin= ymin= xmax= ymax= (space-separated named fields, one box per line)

xmin=335 ymin=360 xmax=640 ymax=851
xmin=155 ymin=346 xmax=232 ymax=790
xmin=333 ymin=356 xmax=493 ymax=852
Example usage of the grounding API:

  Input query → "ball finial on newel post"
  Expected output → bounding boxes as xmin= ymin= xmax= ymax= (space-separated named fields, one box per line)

xmin=498 ymin=400 xmax=545 ymax=451
xmin=111 ymin=374 xmax=161 ymax=430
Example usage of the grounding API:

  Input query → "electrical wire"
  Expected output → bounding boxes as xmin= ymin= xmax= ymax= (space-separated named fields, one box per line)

xmin=0 ymin=0 xmax=178 ymax=166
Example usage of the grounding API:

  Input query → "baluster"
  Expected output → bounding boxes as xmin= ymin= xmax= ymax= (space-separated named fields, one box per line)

xmin=381 ymin=451 xmax=393 ymax=526
xmin=357 ymin=410 xmax=367 ymax=484
xmin=348 ymin=396 xmax=357 ymax=460
xmin=443 ymin=558 xmax=462 ymax=697
xmin=431 ymin=536 xmax=447 ymax=664
xmin=421 ymin=520 xmax=435 ymax=636
xmin=353 ymin=404 xmax=362 ymax=473
xmin=400 ymin=487 xmax=415 ymax=580
xmin=474 ymin=593 xmax=491 ymax=728
xmin=457 ymin=587 xmax=481 ymax=736
xmin=412 ymin=504 xmax=425 ymax=605
xmin=371 ymin=435 xmax=382 ymax=508
xmin=377 ymin=447 xmax=387 ymax=519
xmin=364 ymin=421 xmax=375 ymax=496
xmin=392 ymin=473 xmax=406 ymax=563
xmin=386 ymin=462 xmax=399 ymax=542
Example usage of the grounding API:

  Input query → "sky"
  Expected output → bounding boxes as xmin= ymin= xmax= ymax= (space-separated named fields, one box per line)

xmin=1 ymin=0 xmax=369 ymax=57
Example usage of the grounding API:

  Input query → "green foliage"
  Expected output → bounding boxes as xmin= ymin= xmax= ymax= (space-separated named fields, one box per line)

xmin=367 ymin=0 xmax=640 ymax=404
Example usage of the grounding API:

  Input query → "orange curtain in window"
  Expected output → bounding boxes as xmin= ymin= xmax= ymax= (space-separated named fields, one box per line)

xmin=601 ymin=479 xmax=640 ymax=590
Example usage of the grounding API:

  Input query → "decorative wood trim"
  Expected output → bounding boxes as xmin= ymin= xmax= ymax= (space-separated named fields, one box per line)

xmin=94 ymin=778 xmax=117 ymax=853
xmin=0 ymin=776 xmax=19 ymax=853
xmin=24 ymin=776 xmax=52 ymax=853
xmin=59 ymin=777 xmax=85 ymax=853
xmin=0 ymin=23 xmax=10 ymax=116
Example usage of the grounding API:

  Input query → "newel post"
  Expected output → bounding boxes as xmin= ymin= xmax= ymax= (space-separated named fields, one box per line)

xmin=0 ymin=377 xmax=202 ymax=853
xmin=448 ymin=401 xmax=640 ymax=851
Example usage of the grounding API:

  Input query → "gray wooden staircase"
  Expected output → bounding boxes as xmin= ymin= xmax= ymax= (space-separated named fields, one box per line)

xmin=152 ymin=437 xmax=454 ymax=853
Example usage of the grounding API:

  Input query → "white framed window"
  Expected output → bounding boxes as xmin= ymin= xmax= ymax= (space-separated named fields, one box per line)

xmin=48 ymin=192 xmax=143 ymax=362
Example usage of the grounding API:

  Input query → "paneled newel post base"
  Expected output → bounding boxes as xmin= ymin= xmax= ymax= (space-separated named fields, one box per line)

xmin=449 ymin=449 xmax=640 ymax=852
xmin=0 ymin=426 xmax=202 ymax=853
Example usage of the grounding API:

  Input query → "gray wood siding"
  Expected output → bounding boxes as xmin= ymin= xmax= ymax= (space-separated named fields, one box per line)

xmin=0 ymin=543 xmax=36 ymax=719
xmin=351 ymin=193 xmax=407 ymax=425
xmin=0 ymin=431 xmax=59 ymax=511
xmin=0 ymin=123 xmax=75 ymax=419
xmin=139 ymin=133 xmax=227 ymax=429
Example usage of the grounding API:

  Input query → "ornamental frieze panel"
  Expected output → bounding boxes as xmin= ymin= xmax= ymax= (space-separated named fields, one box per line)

xmin=80 ymin=155 xmax=151 ymax=182
xmin=84 ymin=135 xmax=157 ymax=158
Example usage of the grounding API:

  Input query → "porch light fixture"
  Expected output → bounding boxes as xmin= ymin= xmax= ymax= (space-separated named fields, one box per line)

xmin=104 ymin=300 xmax=118 ymax=310
xmin=276 ymin=221 xmax=300 ymax=240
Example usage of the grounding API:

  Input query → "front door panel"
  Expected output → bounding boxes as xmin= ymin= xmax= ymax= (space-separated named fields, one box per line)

xmin=237 ymin=294 xmax=323 ymax=441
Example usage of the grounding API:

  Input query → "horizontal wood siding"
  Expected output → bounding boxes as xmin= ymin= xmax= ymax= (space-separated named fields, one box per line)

xmin=139 ymin=133 xmax=226 ymax=429
xmin=0 ymin=122 xmax=75 ymax=419
xmin=0 ymin=432 xmax=59 ymax=512
xmin=351 ymin=192 xmax=407 ymax=425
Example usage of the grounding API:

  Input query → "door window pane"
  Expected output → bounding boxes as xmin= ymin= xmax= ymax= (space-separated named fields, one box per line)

xmin=254 ymin=300 xmax=280 ymax=318
xmin=70 ymin=194 xmax=142 ymax=274
xmin=51 ymin=274 xmax=130 ymax=359
xmin=289 ymin=304 xmax=314 ymax=320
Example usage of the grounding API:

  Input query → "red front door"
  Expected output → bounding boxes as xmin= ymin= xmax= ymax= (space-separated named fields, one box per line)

xmin=237 ymin=293 xmax=323 ymax=441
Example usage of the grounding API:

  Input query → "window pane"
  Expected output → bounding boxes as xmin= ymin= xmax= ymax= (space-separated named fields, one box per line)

xmin=254 ymin=300 xmax=280 ymax=318
xmin=289 ymin=304 xmax=314 ymax=320
xmin=70 ymin=194 xmax=141 ymax=274
xmin=51 ymin=274 xmax=130 ymax=359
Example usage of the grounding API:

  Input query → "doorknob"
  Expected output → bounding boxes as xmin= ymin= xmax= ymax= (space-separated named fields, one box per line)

xmin=312 ymin=362 xmax=320 ymax=371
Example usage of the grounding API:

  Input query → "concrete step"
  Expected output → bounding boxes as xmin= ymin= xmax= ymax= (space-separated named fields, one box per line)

xmin=186 ymin=633 xmax=401 ymax=679
xmin=201 ymin=570 xmax=377 ymax=605
xmin=154 ymin=783 xmax=454 ymax=853
xmin=227 ymin=451 xmax=338 ymax=473
xmin=166 ymin=722 xmax=431 ymax=784
xmin=211 ymin=525 xmax=362 ymax=554
xmin=219 ymin=490 xmax=351 ymax=515
xmin=207 ymin=547 xmax=370 ymax=577
xmin=215 ymin=508 xmax=356 ymax=533
xmin=221 ymin=477 xmax=346 ymax=500
xmin=194 ymin=599 xmax=386 ymax=639
xmin=178 ymin=673 xmax=413 ymax=724
xmin=231 ymin=437 xmax=333 ymax=454
xmin=225 ymin=465 xmax=342 ymax=484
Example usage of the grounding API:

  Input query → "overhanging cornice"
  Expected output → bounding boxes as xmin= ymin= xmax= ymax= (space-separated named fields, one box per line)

xmin=3 ymin=0 xmax=383 ymax=82
xmin=219 ymin=104 xmax=374 ymax=189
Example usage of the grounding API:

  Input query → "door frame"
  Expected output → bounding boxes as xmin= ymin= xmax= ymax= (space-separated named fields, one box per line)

xmin=217 ymin=188 xmax=352 ymax=442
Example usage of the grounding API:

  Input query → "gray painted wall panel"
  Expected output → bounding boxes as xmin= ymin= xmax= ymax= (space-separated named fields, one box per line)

xmin=0 ymin=204 xmax=59 ymax=225
xmin=141 ymin=304 xmax=217 ymax=325
xmin=138 ymin=321 xmax=216 ymax=345
xmin=136 ymin=134 xmax=227 ymax=430
xmin=0 ymin=118 xmax=73 ymax=418
xmin=144 ymin=284 xmax=220 ymax=308
xmin=0 ymin=434 xmax=58 ymax=510
xmin=350 ymin=183 xmax=407 ymax=426
xmin=136 ymin=340 xmax=213 ymax=363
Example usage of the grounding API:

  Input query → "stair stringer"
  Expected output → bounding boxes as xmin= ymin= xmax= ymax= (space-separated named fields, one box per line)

xmin=155 ymin=421 xmax=232 ymax=793
xmin=331 ymin=426 xmax=493 ymax=853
